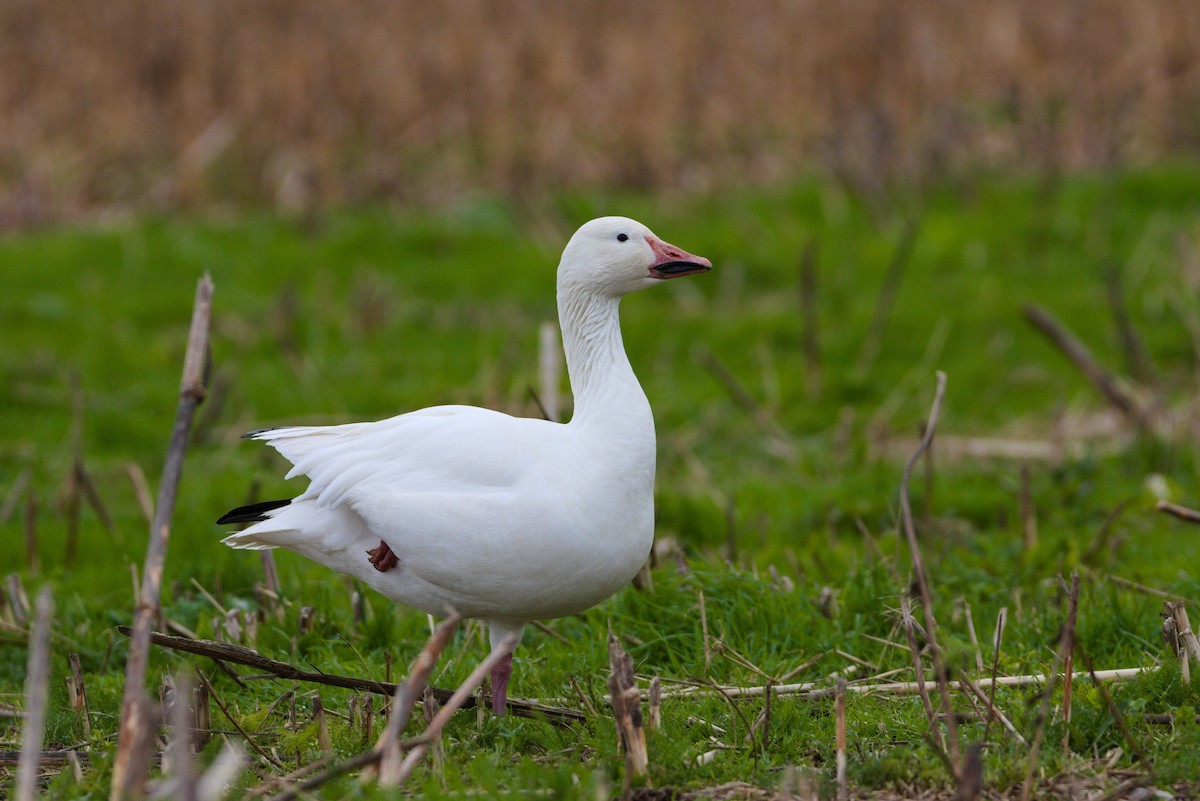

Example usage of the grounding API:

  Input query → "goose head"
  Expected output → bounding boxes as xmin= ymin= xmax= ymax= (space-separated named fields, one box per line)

xmin=558 ymin=216 xmax=712 ymax=298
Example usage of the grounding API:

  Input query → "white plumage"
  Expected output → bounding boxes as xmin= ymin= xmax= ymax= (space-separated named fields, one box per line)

xmin=220 ymin=216 xmax=712 ymax=712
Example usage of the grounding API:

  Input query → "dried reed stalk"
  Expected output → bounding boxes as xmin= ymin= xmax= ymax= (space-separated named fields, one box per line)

xmin=67 ymin=653 xmax=92 ymax=739
xmin=374 ymin=611 xmax=461 ymax=784
xmin=15 ymin=587 xmax=53 ymax=801
xmin=118 ymin=624 xmax=581 ymax=722
xmin=1156 ymin=500 xmax=1200 ymax=526
xmin=608 ymin=633 xmax=648 ymax=786
xmin=165 ymin=671 xmax=198 ymax=801
xmin=113 ymin=274 xmax=213 ymax=801
xmin=900 ymin=597 xmax=940 ymax=751
xmin=1022 ymin=303 xmax=1151 ymax=432
xmin=835 ymin=678 xmax=848 ymax=801
xmin=651 ymin=666 xmax=1147 ymax=701
xmin=897 ymin=371 xmax=960 ymax=767
xmin=1165 ymin=602 xmax=1200 ymax=664
xmin=647 ymin=677 xmax=662 ymax=731
xmin=1020 ymin=572 xmax=1081 ymax=801
xmin=267 ymin=619 xmax=527 ymax=799
xmin=197 ymin=669 xmax=285 ymax=772
xmin=984 ymin=607 xmax=1007 ymax=744
xmin=1060 ymin=572 xmax=1080 ymax=756
xmin=382 ymin=630 xmax=521 ymax=787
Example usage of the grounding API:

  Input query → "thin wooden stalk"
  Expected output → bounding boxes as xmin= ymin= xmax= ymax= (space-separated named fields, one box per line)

xmin=116 ymin=625 xmax=581 ymax=722
xmin=167 ymin=671 xmax=198 ymax=801
xmin=1060 ymin=572 xmax=1080 ymax=757
xmin=1022 ymin=303 xmax=1151 ymax=432
xmin=1020 ymin=573 xmax=1081 ymax=801
xmin=15 ymin=587 xmax=53 ymax=801
xmin=983 ymin=607 xmax=1007 ymax=744
xmin=651 ymin=666 xmax=1148 ymax=701
xmin=112 ymin=274 xmax=214 ymax=801
xmin=374 ymin=611 xmax=461 ymax=783
xmin=897 ymin=371 xmax=960 ymax=769
xmin=835 ymin=677 xmax=848 ymax=801
xmin=608 ymin=633 xmax=648 ymax=787
xmin=384 ymin=631 xmax=522 ymax=787
xmin=1157 ymin=500 xmax=1200 ymax=526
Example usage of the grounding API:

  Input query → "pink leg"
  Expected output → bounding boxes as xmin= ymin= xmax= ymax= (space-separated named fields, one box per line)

xmin=490 ymin=652 xmax=513 ymax=715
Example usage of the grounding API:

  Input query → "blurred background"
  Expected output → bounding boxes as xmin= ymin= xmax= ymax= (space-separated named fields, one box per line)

xmin=3 ymin=0 xmax=1199 ymax=225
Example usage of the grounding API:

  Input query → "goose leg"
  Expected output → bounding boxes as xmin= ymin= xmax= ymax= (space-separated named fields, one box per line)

xmin=490 ymin=653 xmax=513 ymax=715
xmin=486 ymin=620 xmax=526 ymax=716
xmin=366 ymin=540 xmax=398 ymax=572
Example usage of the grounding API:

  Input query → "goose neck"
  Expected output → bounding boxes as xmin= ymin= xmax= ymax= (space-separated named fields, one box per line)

xmin=557 ymin=283 xmax=647 ymax=425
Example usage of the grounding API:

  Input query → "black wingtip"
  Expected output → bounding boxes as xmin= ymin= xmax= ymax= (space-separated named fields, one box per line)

xmin=217 ymin=498 xmax=291 ymax=525
xmin=241 ymin=427 xmax=281 ymax=439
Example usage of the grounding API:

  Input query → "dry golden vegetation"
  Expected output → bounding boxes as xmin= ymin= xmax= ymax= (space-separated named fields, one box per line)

xmin=2 ymin=0 xmax=1199 ymax=224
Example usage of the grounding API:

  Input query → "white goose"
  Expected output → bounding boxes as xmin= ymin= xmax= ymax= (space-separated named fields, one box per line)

xmin=219 ymin=217 xmax=712 ymax=713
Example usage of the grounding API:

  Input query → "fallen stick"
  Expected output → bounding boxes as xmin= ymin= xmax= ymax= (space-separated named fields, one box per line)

xmin=1099 ymin=572 xmax=1196 ymax=604
xmin=1156 ymin=500 xmax=1200 ymax=526
xmin=113 ymin=274 xmax=214 ymax=801
xmin=0 ymin=750 xmax=92 ymax=768
xmin=116 ymin=625 xmax=583 ymax=723
xmin=955 ymin=669 xmax=1026 ymax=746
xmin=1022 ymin=303 xmax=1152 ymax=432
xmin=651 ymin=667 xmax=1150 ymax=701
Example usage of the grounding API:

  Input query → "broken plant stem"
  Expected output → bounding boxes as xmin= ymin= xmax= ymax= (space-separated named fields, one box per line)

xmin=375 ymin=611 xmax=461 ymax=785
xmin=1022 ymin=303 xmax=1151 ymax=432
xmin=385 ymin=631 xmax=522 ymax=787
xmin=1156 ymin=500 xmax=1200 ymax=526
xmin=118 ymin=625 xmax=582 ymax=723
xmin=15 ymin=587 xmax=53 ymax=801
xmin=897 ymin=371 xmax=960 ymax=769
xmin=113 ymin=274 xmax=213 ymax=801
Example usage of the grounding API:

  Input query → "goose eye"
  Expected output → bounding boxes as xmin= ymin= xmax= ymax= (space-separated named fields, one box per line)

xmin=616 ymin=233 xmax=629 ymax=242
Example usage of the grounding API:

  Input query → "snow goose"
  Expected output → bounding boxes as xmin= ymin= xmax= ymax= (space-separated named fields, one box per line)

xmin=218 ymin=217 xmax=712 ymax=713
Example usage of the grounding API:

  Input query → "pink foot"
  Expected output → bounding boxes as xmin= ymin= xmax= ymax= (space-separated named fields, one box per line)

xmin=490 ymin=652 xmax=513 ymax=715
xmin=366 ymin=540 xmax=398 ymax=572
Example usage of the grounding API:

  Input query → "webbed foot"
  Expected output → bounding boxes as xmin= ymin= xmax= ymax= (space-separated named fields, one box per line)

xmin=366 ymin=540 xmax=399 ymax=572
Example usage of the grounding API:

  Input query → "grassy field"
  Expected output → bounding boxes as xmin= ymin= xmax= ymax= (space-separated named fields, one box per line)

xmin=4 ymin=168 xmax=1200 ymax=798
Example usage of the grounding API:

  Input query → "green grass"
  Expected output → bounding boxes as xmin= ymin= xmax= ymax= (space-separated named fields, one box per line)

xmin=4 ymin=167 xmax=1200 ymax=797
